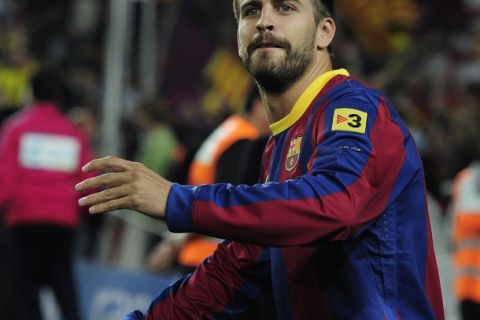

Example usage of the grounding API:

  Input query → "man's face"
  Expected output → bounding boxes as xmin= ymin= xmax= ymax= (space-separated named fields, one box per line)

xmin=237 ymin=0 xmax=318 ymax=93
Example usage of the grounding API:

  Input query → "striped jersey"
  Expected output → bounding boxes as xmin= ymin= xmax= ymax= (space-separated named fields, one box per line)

xmin=128 ymin=69 xmax=444 ymax=319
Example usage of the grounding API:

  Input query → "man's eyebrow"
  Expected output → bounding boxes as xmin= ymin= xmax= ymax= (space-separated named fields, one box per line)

xmin=272 ymin=0 xmax=303 ymax=6
xmin=239 ymin=0 xmax=304 ymax=13
xmin=240 ymin=0 xmax=261 ymax=10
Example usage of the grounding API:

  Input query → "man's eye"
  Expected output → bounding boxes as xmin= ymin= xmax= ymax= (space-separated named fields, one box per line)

xmin=279 ymin=4 xmax=293 ymax=12
xmin=244 ymin=8 xmax=259 ymax=16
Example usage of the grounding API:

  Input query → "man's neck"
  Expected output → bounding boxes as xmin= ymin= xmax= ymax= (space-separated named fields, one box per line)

xmin=260 ymin=59 xmax=332 ymax=124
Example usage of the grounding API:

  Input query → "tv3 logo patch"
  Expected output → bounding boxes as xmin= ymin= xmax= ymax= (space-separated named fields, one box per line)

xmin=332 ymin=108 xmax=367 ymax=134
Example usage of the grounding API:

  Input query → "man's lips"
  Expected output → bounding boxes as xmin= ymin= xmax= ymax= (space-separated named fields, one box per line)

xmin=257 ymin=42 xmax=284 ymax=48
xmin=250 ymin=42 xmax=285 ymax=52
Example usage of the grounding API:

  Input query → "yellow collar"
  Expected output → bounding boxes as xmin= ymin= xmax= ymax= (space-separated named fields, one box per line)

xmin=269 ymin=68 xmax=350 ymax=135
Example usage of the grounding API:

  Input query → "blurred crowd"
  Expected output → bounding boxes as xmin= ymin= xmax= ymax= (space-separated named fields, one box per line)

xmin=0 ymin=0 xmax=480 ymax=319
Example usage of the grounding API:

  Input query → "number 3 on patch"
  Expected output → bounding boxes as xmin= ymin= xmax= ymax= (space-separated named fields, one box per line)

xmin=332 ymin=108 xmax=368 ymax=134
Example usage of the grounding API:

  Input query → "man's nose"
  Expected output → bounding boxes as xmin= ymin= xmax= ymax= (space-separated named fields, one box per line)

xmin=256 ymin=7 xmax=275 ymax=32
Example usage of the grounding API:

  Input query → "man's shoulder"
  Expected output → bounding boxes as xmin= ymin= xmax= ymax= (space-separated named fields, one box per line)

xmin=324 ymin=79 xmax=384 ymax=116
xmin=328 ymin=76 xmax=384 ymax=101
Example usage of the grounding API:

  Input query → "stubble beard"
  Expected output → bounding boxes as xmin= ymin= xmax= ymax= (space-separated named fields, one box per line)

xmin=241 ymin=33 xmax=316 ymax=94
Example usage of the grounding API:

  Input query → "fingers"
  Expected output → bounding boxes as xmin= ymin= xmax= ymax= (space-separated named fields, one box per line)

xmin=80 ymin=194 xmax=131 ymax=214
xmin=75 ymin=172 xmax=130 ymax=192
xmin=76 ymin=156 xmax=170 ymax=219
xmin=87 ymin=196 xmax=128 ymax=214
xmin=78 ymin=184 xmax=131 ymax=207
xmin=82 ymin=156 xmax=138 ymax=173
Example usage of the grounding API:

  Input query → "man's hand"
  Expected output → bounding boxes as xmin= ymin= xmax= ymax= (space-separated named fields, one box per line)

xmin=75 ymin=156 xmax=172 ymax=219
xmin=146 ymin=233 xmax=190 ymax=272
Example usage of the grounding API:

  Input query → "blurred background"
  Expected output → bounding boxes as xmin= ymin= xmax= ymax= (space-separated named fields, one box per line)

xmin=0 ymin=0 xmax=479 ymax=319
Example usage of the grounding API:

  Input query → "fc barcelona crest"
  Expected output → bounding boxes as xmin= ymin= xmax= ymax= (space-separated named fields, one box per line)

xmin=285 ymin=135 xmax=303 ymax=172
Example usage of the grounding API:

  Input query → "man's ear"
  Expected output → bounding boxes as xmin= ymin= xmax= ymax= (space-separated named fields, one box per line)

xmin=315 ymin=17 xmax=335 ymax=51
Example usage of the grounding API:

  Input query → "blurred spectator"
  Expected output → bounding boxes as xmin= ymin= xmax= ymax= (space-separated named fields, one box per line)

xmin=134 ymin=99 xmax=183 ymax=179
xmin=0 ymin=24 xmax=36 ymax=123
xmin=0 ymin=67 xmax=96 ymax=320
xmin=188 ymin=87 xmax=269 ymax=185
xmin=451 ymin=161 xmax=480 ymax=320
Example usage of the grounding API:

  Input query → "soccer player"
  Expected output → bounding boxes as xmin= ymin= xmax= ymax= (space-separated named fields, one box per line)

xmin=76 ymin=0 xmax=445 ymax=318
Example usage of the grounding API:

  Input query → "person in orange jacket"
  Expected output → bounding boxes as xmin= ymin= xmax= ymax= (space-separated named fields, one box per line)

xmin=452 ymin=161 xmax=480 ymax=319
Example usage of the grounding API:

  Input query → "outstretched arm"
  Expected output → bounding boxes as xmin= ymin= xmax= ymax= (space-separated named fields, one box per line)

xmin=76 ymin=93 xmax=416 ymax=247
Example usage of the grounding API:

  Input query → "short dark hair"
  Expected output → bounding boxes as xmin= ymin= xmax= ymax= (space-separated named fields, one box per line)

xmin=31 ymin=68 xmax=64 ymax=102
xmin=233 ymin=0 xmax=334 ymax=23
xmin=312 ymin=0 xmax=333 ymax=23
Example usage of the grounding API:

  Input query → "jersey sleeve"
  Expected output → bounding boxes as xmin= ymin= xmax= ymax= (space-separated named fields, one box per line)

xmin=134 ymin=241 xmax=271 ymax=319
xmin=166 ymin=90 xmax=421 ymax=247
